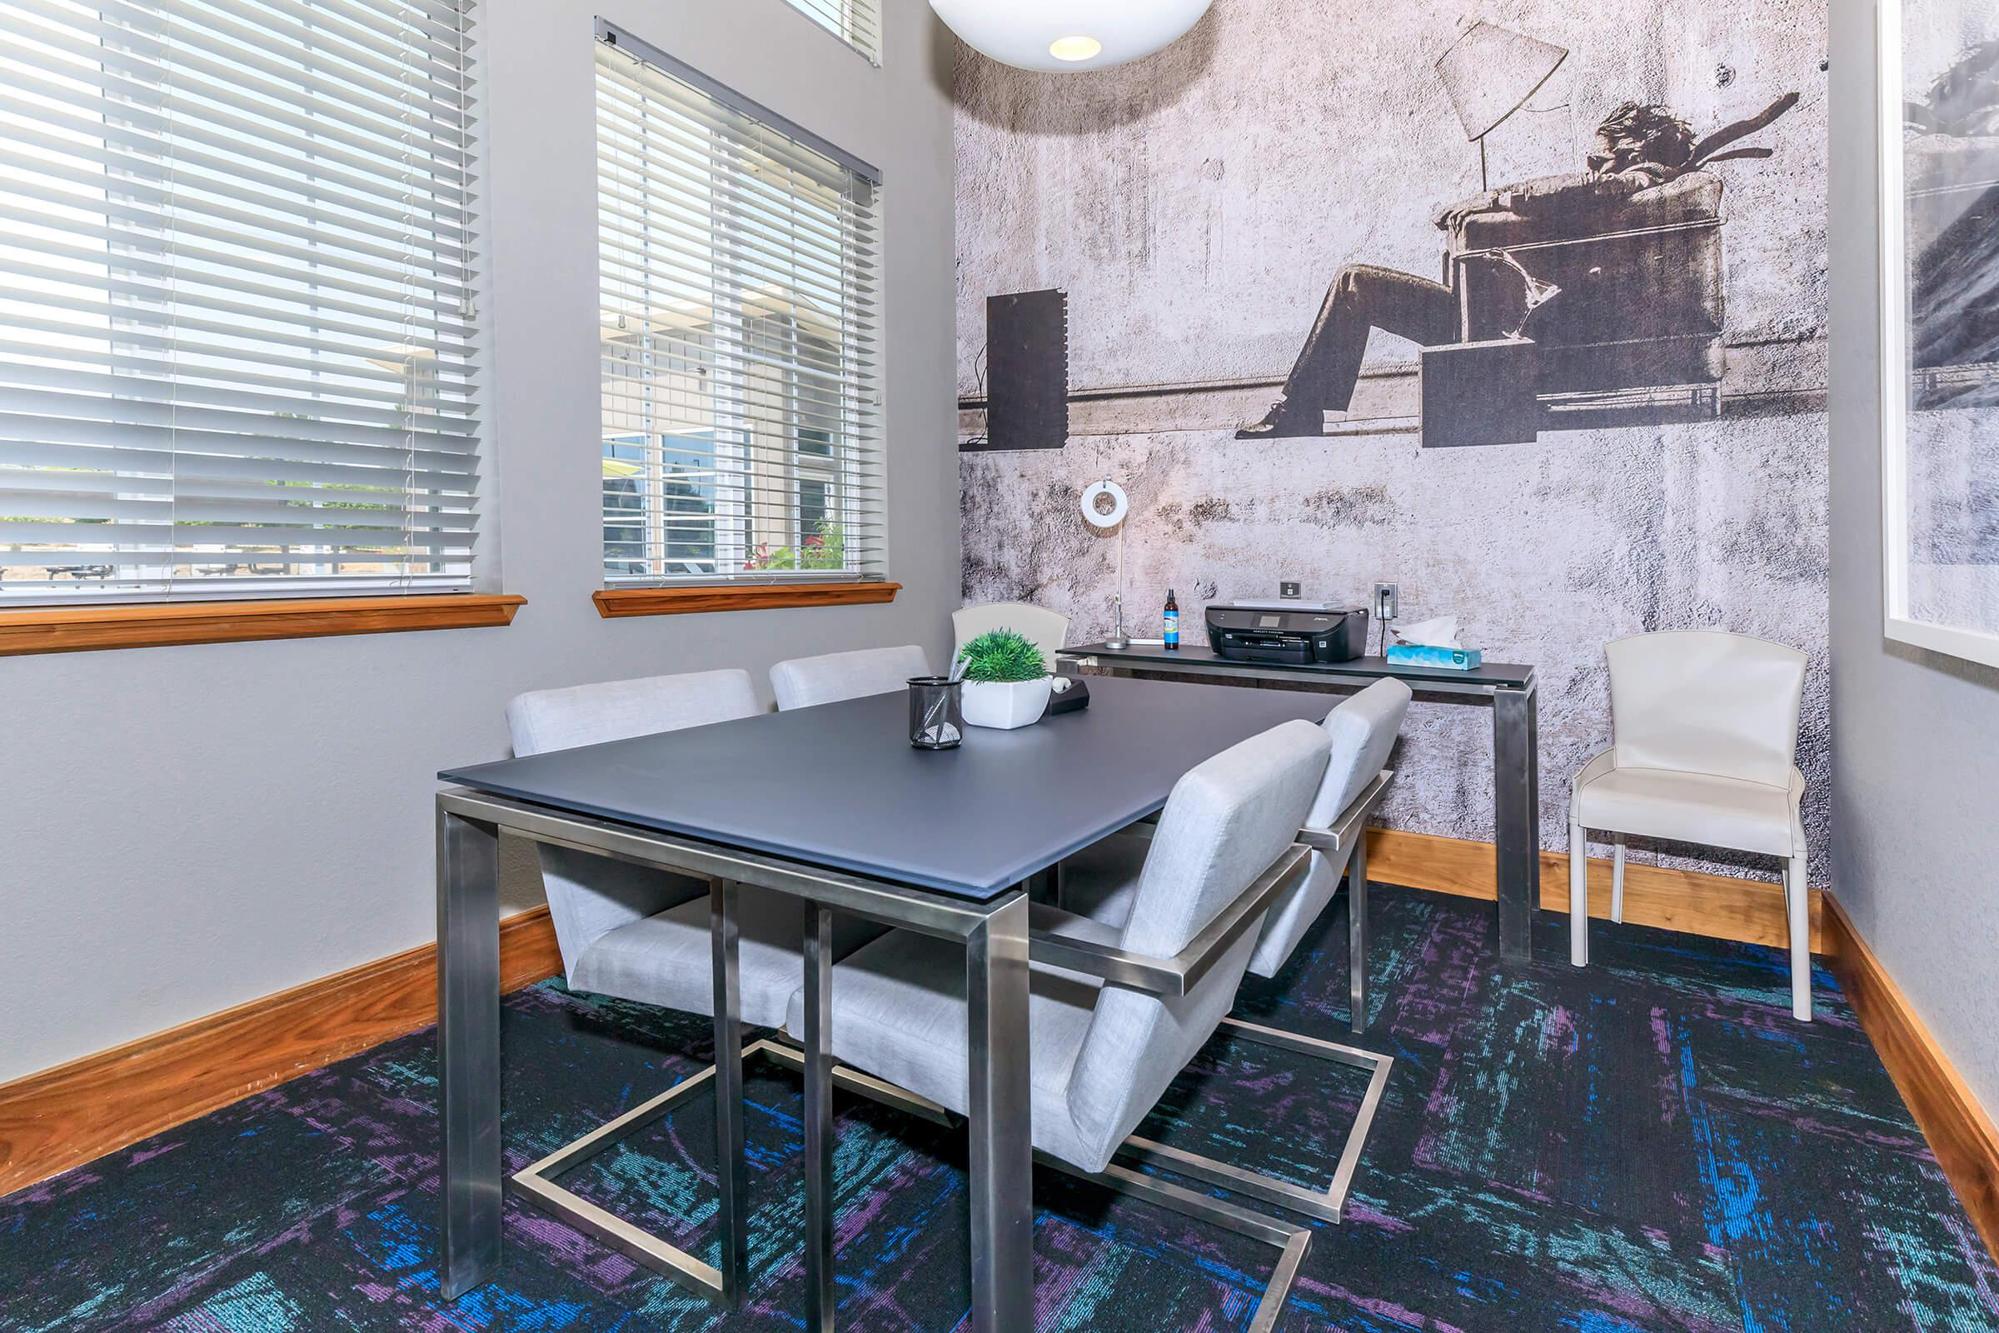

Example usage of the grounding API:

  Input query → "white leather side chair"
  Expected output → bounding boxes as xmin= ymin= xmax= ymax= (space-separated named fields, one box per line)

xmin=1062 ymin=678 xmax=1413 ymax=1033
xmin=784 ymin=719 xmax=1333 ymax=1326
xmin=952 ymin=601 xmax=1070 ymax=662
xmin=1568 ymin=630 xmax=1813 ymax=1020
xmin=769 ymin=644 xmax=931 ymax=710
xmin=1049 ymin=680 xmax=1406 ymax=1224
xmin=503 ymin=668 xmax=877 ymax=1297
xmin=507 ymin=669 xmax=759 ymax=987
xmin=508 ymin=668 xmax=844 ymax=1029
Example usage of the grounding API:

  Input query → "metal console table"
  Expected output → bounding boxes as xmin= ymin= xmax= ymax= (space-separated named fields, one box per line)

xmin=1061 ymin=643 xmax=1541 ymax=964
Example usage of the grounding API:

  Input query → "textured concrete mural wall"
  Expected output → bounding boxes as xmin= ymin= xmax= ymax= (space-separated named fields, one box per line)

xmin=954 ymin=0 xmax=1833 ymax=876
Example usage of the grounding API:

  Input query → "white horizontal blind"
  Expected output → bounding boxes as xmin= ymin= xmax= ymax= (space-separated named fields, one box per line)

xmin=0 ymin=0 xmax=480 ymax=605
xmin=782 ymin=0 xmax=880 ymax=65
xmin=595 ymin=24 xmax=884 ymax=586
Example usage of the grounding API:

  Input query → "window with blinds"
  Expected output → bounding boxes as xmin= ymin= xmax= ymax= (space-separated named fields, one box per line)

xmin=0 ymin=0 xmax=480 ymax=606
xmin=782 ymin=0 xmax=880 ymax=65
xmin=595 ymin=22 xmax=884 ymax=587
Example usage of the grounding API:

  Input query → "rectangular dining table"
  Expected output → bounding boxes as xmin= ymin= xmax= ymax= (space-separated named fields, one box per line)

xmin=433 ymin=674 xmax=1333 ymax=1329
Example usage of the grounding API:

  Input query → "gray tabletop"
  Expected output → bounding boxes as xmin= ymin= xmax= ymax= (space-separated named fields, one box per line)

xmin=440 ymin=675 xmax=1331 ymax=901
xmin=1061 ymin=641 xmax=1535 ymax=690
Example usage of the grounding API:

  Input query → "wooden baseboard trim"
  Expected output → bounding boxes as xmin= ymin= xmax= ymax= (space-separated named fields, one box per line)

xmin=1821 ymin=894 xmax=1999 ymax=1261
xmin=0 ymin=907 xmax=561 ymax=1199
xmin=1364 ymin=826 xmax=1822 ymax=952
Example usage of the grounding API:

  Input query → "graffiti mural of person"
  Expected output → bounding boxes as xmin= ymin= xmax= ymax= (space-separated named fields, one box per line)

xmin=1237 ymin=96 xmax=1799 ymax=439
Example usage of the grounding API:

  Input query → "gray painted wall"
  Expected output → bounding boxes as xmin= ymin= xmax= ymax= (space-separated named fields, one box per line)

xmin=1827 ymin=0 xmax=1999 ymax=1113
xmin=0 ymin=0 xmax=958 ymax=1084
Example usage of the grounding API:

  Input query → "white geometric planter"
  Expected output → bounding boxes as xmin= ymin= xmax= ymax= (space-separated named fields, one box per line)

xmin=960 ymin=676 xmax=1053 ymax=730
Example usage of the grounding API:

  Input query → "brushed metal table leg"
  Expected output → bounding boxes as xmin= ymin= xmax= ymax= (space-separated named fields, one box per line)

xmin=438 ymin=803 xmax=502 ymax=1301
xmin=1347 ymin=838 xmax=1370 ymax=1036
xmin=802 ymin=901 xmax=836 ymax=1331
xmin=1492 ymin=684 xmax=1539 ymax=964
xmin=711 ymin=878 xmax=746 ymax=1305
xmin=965 ymin=894 xmax=1033 ymax=1333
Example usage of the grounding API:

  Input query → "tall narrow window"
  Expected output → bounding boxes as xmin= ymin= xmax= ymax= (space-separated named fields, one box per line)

xmin=0 ymin=0 xmax=482 ymax=605
xmin=595 ymin=22 xmax=885 ymax=587
xmin=782 ymin=0 xmax=881 ymax=65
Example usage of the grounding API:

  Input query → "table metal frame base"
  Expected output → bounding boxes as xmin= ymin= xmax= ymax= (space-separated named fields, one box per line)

xmin=441 ymin=787 xmax=1333 ymax=1330
xmin=437 ymin=787 xmax=1035 ymax=1331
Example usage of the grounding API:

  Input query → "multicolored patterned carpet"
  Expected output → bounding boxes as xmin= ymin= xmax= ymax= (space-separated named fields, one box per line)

xmin=5 ymin=887 xmax=1997 ymax=1331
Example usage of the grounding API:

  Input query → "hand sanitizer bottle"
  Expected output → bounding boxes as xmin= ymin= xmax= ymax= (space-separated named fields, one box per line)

xmin=1163 ymin=588 xmax=1180 ymax=651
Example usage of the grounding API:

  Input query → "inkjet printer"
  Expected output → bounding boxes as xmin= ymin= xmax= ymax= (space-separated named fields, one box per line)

xmin=1206 ymin=602 xmax=1370 ymax=666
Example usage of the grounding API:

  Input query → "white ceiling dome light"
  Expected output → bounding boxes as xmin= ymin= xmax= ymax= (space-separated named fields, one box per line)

xmin=929 ymin=0 xmax=1213 ymax=73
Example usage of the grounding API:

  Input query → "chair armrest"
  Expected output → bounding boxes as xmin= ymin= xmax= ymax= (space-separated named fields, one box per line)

xmin=1027 ymin=843 xmax=1312 ymax=997
xmin=1297 ymin=769 xmax=1393 ymax=857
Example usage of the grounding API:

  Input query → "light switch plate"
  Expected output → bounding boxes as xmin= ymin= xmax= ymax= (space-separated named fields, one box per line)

xmin=1280 ymin=580 xmax=1301 ymax=599
xmin=1373 ymin=582 xmax=1400 ymax=621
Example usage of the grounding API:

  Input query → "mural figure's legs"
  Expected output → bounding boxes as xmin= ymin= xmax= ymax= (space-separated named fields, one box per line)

xmin=1239 ymin=265 xmax=1458 ymax=439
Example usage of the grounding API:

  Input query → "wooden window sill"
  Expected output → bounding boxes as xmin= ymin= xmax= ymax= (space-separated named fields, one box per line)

xmin=0 ymin=593 xmax=526 ymax=657
xmin=594 ymin=581 xmax=900 ymax=618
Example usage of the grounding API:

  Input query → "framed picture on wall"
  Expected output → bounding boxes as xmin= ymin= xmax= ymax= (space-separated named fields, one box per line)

xmin=1879 ymin=0 xmax=1999 ymax=669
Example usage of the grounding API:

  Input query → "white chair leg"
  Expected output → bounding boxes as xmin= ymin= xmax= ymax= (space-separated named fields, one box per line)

xmin=1610 ymin=834 xmax=1627 ymax=923
xmin=1786 ymin=852 xmax=1812 ymax=1021
xmin=1569 ymin=819 xmax=1589 ymax=966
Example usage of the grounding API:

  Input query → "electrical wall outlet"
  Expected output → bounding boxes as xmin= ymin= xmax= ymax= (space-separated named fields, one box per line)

xmin=1373 ymin=582 xmax=1400 ymax=622
xmin=1279 ymin=580 xmax=1301 ymax=599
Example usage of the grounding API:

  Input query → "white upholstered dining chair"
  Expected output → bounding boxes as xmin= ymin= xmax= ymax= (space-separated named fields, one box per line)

xmin=1062 ymin=678 xmax=1412 ymax=1030
xmin=1568 ymin=630 xmax=1813 ymax=1020
xmin=770 ymin=644 xmax=931 ymax=710
xmin=507 ymin=668 xmax=842 ymax=1029
xmin=503 ymin=668 xmax=879 ymax=1297
xmin=1051 ymin=679 xmax=1408 ymax=1224
xmin=952 ymin=601 xmax=1069 ymax=662
xmin=784 ymin=720 xmax=1333 ymax=1326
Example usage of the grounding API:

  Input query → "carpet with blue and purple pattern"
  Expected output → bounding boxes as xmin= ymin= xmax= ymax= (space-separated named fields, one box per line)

xmin=4 ymin=887 xmax=1997 ymax=1331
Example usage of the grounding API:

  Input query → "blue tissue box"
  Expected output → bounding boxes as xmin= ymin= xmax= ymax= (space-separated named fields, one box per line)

xmin=1386 ymin=643 xmax=1484 ymax=671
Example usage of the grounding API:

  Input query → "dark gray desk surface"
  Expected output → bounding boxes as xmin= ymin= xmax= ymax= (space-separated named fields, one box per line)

xmin=1061 ymin=642 xmax=1535 ymax=691
xmin=440 ymin=675 xmax=1331 ymax=902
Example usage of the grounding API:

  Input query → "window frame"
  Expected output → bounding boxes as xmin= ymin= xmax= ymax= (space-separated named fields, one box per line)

xmin=592 ymin=21 xmax=889 ymax=615
xmin=0 ymin=0 xmax=497 ymax=639
xmin=0 ymin=0 xmax=487 ymax=619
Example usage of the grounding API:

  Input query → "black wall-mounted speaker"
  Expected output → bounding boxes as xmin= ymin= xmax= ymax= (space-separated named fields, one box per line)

xmin=973 ymin=288 xmax=1068 ymax=452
